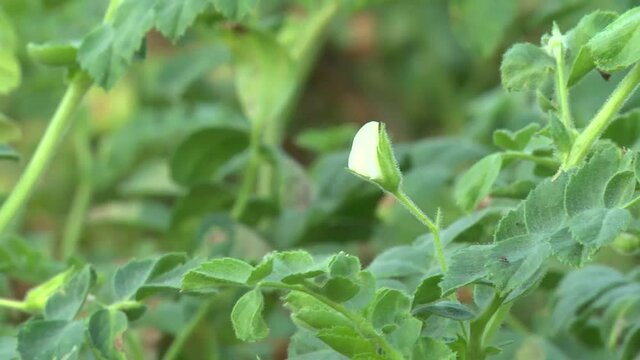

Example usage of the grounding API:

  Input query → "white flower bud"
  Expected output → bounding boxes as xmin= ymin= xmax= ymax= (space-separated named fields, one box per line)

xmin=348 ymin=121 xmax=383 ymax=180
xmin=348 ymin=121 xmax=402 ymax=193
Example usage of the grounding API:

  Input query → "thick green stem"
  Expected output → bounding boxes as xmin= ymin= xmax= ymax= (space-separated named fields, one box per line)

xmin=0 ymin=298 xmax=29 ymax=312
xmin=0 ymin=72 xmax=92 ymax=234
xmin=262 ymin=281 xmax=405 ymax=360
xmin=394 ymin=190 xmax=447 ymax=273
xmin=468 ymin=295 xmax=504 ymax=360
xmin=563 ymin=63 xmax=640 ymax=169
xmin=60 ymin=116 xmax=93 ymax=259
xmin=162 ymin=299 xmax=216 ymax=360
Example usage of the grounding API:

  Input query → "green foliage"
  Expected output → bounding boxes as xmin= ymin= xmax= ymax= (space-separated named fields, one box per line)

xmin=500 ymin=44 xmax=554 ymax=92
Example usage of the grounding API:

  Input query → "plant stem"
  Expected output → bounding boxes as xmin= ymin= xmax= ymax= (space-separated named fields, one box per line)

xmin=553 ymin=41 xmax=573 ymax=130
xmin=60 ymin=116 xmax=93 ymax=259
xmin=394 ymin=190 xmax=447 ymax=273
xmin=230 ymin=124 xmax=262 ymax=220
xmin=501 ymin=151 xmax=559 ymax=169
xmin=162 ymin=298 xmax=216 ymax=360
xmin=0 ymin=72 xmax=92 ymax=234
xmin=262 ymin=281 xmax=406 ymax=360
xmin=563 ymin=62 xmax=640 ymax=169
xmin=468 ymin=294 xmax=504 ymax=360
xmin=0 ymin=298 xmax=29 ymax=312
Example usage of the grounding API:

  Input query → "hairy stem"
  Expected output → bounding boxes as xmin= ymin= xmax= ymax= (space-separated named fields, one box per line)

xmin=262 ymin=281 xmax=406 ymax=360
xmin=0 ymin=72 xmax=92 ymax=234
xmin=553 ymin=41 xmax=573 ymax=130
xmin=394 ymin=190 xmax=447 ymax=273
xmin=563 ymin=62 xmax=640 ymax=169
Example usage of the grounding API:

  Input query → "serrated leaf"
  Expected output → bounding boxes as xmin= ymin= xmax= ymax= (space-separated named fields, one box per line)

xmin=566 ymin=11 xmax=618 ymax=86
xmin=589 ymin=7 xmax=640 ymax=72
xmin=501 ymin=43 xmax=554 ymax=92
xmin=569 ymin=208 xmax=631 ymax=249
xmin=321 ymin=277 xmax=360 ymax=303
xmin=170 ymin=126 xmax=249 ymax=186
xmin=265 ymin=250 xmax=327 ymax=284
xmin=412 ymin=337 xmax=457 ymax=360
xmin=455 ymin=153 xmax=502 ymax=211
xmin=413 ymin=274 xmax=443 ymax=306
xmin=17 ymin=320 xmax=84 ymax=360
xmin=328 ymin=253 xmax=361 ymax=278
xmin=367 ymin=288 xmax=412 ymax=330
xmin=87 ymin=309 xmax=128 ymax=360
xmin=493 ymin=123 xmax=540 ymax=151
xmin=44 ymin=266 xmax=93 ymax=321
xmin=113 ymin=253 xmax=188 ymax=301
xmin=155 ymin=0 xmax=210 ymax=41
xmin=231 ymin=288 xmax=269 ymax=342
xmin=212 ymin=0 xmax=258 ymax=21
xmin=604 ymin=170 xmax=636 ymax=207
xmin=78 ymin=0 xmax=155 ymax=89
xmin=413 ymin=301 xmax=475 ymax=321
xmin=288 ymin=329 xmax=348 ymax=360
xmin=182 ymin=258 xmax=254 ymax=291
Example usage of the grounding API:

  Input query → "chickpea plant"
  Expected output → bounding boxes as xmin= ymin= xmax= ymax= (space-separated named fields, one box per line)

xmin=2 ymin=1 xmax=640 ymax=359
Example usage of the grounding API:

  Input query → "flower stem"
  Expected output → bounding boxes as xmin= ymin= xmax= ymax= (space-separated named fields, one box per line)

xmin=0 ymin=72 xmax=92 ymax=234
xmin=394 ymin=190 xmax=447 ymax=273
xmin=0 ymin=298 xmax=29 ymax=312
xmin=262 ymin=281 xmax=405 ymax=360
xmin=563 ymin=62 xmax=640 ymax=169
xmin=553 ymin=39 xmax=573 ymax=130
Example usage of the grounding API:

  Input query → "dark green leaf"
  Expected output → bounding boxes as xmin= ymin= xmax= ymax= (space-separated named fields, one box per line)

xmin=182 ymin=257 xmax=254 ymax=291
xmin=17 ymin=320 xmax=84 ymax=360
xmin=316 ymin=326 xmax=378 ymax=358
xmin=170 ymin=127 xmax=249 ymax=186
xmin=321 ymin=277 xmax=360 ymax=303
xmin=113 ymin=253 xmax=188 ymax=301
xmin=87 ymin=309 xmax=128 ymax=360
xmin=413 ymin=301 xmax=475 ymax=320
xmin=212 ymin=0 xmax=258 ymax=21
xmin=412 ymin=274 xmax=443 ymax=306
xmin=0 ymin=337 xmax=17 ymax=360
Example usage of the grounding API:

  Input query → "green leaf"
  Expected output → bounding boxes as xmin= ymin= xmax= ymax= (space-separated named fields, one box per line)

xmin=412 ymin=274 xmax=443 ymax=306
xmin=24 ymin=267 xmax=77 ymax=312
xmin=212 ymin=0 xmax=258 ymax=21
xmin=412 ymin=301 xmax=475 ymax=320
xmin=412 ymin=337 xmax=456 ymax=360
xmin=78 ymin=0 xmax=155 ymax=89
xmin=493 ymin=123 xmax=540 ymax=151
xmin=328 ymin=253 xmax=361 ymax=278
xmin=501 ymin=43 xmax=554 ymax=92
xmin=182 ymin=258 xmax=254 ymax=291
xmin=87 ymin=309 xmax=128 ymax=360
xmin=44 ymin=266 xmax=94 ymax=321
xmin=321 ymin=277 xmax=360 ymax=303
xmin=449 ymin=0 xmax=517 ymax=57
xmin=285 ymin=291 xmax=352 ymax=330
xmin=367 ymin=288 xmax=412 ymax=330
xmin=155 ymin=0 xmax=210 ymax=41
xmin=455 ymin=153 xmax=502 ymax=211
xmin=288 ymin=329 xmax=347 ymax=360
xmin=548 ymin=115 xmax=573 ymax=153
xmin=266 ymin=250 xmax=327 ymax=284
xmin=444 ymin=148 xmax=635 ymax=296
xmin=316 ymin=326 xmax=378 ymax=358
xmin=88 ymin=200 xmax=172 ymax=232
xmin=231 ymin=288 xmax=269 ymax=342
xmin=0 ymin=10 xmax=19 ymax=94
xmin=113 ymin=253 xmax=188 ymax=301
xmin=170 ymin=126 xmax=249 ymax=186
xmin=0 ymin=337 xmax=17 ymax=360
xmin=589 ymin=7 xmax=640 ymax=72
xmin=229 ymin=30 xmax=296 ymax=125
xmin=566 ymin=11 xmax=618 ymax=86
xmin=17 ymin=320 xmax=84 ymax=360
xmin=295 ymin=124 xmax=358 ymax=155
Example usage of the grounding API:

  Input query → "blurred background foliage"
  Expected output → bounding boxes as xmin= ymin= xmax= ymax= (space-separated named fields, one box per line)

xmin=1 ymin=0 xmax=640 ymax=358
